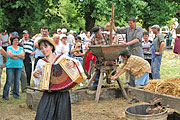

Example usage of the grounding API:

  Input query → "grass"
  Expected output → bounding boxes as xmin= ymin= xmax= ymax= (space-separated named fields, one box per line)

xmin=0 ymin=49 xmax=180 ymax=108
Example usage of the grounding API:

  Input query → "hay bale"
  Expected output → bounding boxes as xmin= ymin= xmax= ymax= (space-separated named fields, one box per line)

xmin=144 ymin=80 xmax=162 ymax=92
xmin=155 ymin=82 xmax=177 ymax=96
xmin=144 ymin=78 xmax=180 ymax=97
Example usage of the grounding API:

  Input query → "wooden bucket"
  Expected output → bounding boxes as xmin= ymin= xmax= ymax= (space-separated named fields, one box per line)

xmin=125 ymin=104 xmax=168 ymax=120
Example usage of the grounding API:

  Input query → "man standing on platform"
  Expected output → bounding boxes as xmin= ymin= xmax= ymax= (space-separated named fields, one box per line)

xmin=90 ymin=27 xmax=109 ymax=45
xmin=88 ymin=27 xmax=110 ymax=86
xmin=112 ymin=17 xmax=144 ymax=87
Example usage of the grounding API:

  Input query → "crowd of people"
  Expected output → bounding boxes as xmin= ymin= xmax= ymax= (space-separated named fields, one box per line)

xmin=0 ymin=17 xmax=180 ymax=119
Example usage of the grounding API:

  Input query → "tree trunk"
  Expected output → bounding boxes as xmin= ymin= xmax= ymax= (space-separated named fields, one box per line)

xmin=84 ymin=12 xmax=96 ymax=31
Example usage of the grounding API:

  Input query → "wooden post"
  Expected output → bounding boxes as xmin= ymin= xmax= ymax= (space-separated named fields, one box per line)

xmin=87 ymin=70 xmax=98 ymax=87
xmin=109 ymin=3 xmax=114 ymax=45
xmin=116 ymin=78 xmax=129 ymax=99
xmin=95 ymin=69 xmax=104 ymax=103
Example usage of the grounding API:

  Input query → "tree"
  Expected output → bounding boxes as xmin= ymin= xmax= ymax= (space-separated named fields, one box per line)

xmin=0 ymin=0 xmax=179 ymax=34
xmin=0 ymin=0 xmax=46 ymax=35
xmin=137 ymin=0 xmax=179 ymax=30
xmin=0 ymin=0 xmax=85 ymax=36
xmin=70 ymin=0 xmax=111 ymax=31
xmin=43 ymin=0 xmax=85 ymax=33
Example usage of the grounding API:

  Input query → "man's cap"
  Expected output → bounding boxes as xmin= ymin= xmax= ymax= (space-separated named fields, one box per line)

xmin=38 ymin=37 xmax=56 ymax=49
xmin=57 ymin=28 xmax=61 ymax=32
xmin=12 ymin=31 xmax=19 ymax=37
xmin=152 ymin=25 xmax=160 ymax=29
xmin=61 ymin=28 xmax=67 ymax=34
xmin=92 ymin=27 xmax=100 ymax=34
xmin=69 ymin=30 xmax=74 ymax=34
xmin=73 ymin=30 xmax=77 ymax=33
xmin=60 ymin=34 xmax=67 ymax=40
xmin=23 ymin=30 xmax=29 ymax=34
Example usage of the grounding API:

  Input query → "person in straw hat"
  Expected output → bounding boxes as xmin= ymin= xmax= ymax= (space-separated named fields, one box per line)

xmin=33 ymin=37 xmax=83 ymax=120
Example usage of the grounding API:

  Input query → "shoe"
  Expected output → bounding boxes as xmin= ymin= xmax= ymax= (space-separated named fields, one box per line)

xmin=22 ymin=90 xmax=27 ymax=93
xmin=128 ymin=98 xmax=139 ymax=104
xmin=2 ymin=97 xmax=9 ymax=100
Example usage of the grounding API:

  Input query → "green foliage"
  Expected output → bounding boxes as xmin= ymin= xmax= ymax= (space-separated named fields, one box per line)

xmin=0 ymin=0 xmax=84 ymax=36
xmin=138 ymin=0 xmax=179 ymax=30
xmin=0 ymin=8 xmax=9 ymax=29
xmin=0 ymin=0 xmax=179 ymax=34
xmin=43 ymin=0 xmax=85 ymax=33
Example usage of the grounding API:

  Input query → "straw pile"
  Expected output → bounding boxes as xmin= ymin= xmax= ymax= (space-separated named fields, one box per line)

xmin=144 ymin=78 xmax=180 ymax=97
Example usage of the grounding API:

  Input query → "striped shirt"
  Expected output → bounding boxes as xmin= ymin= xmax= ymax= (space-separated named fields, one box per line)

xmin=19 ymin=38 xmax=34 ymax=54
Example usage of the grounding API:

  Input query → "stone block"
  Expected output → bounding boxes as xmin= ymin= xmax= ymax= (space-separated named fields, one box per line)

xmin=26 ymin=87 xmax=123 ymax=111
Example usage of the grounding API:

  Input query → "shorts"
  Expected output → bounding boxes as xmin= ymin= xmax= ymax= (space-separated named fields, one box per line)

xmin=119 ymin=56 xmax=123 ymax=62
xmin=135 ymin=73 xmax=149 ymax=86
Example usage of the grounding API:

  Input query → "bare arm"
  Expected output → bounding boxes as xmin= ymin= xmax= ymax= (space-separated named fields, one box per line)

xmin=70 ymin=48 xmax=79 ymax=54
xmin=0 ymin=48 xmax=7 ymax=69
xmin=2 ymin=41 xmax=9 ymax=44
xmin=126 ymin=38 xmax=139 ymax=45
xmin=112 ymin=20 xmax=117 ymax=32
xmin=111 ymin=68 xmax=127 ymax=80
xmin=7 ymin=49 xmax=19 ymax=59
xmin=155 ymin=41 xmax=165 ymax=55
xmin=16 ymin=50 xmax=25 ymax=59
xmin=78 ymin=50 xmax=85 ymax=56
xmin=1 ymin=48 xmax=7 ymax=62
xmin=34 ymin=42 xmax=39 ymax=48
xmin=30 ymin=51 xmax=36 ymax=56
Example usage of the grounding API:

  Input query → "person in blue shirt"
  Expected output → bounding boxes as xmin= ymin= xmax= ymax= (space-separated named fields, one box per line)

xmin=3 ymin=36 xmax=25 ymax=100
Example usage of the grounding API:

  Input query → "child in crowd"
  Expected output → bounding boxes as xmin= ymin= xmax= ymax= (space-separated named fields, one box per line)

xmin=142 ymin=32 xmax=152 ymax=79
xmin=70 ymin=36 xmax=85 ymax=65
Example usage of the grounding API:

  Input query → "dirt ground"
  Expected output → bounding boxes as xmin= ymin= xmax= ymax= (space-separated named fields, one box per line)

xmin=0 ymin=98 xmax=144 ymax=120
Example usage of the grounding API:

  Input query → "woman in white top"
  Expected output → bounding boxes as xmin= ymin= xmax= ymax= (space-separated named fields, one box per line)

xmin=56 ymin=34 xmax=70 ymax=56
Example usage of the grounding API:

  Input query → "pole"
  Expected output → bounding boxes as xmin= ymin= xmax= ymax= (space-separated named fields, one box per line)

xmin=109 ymin=4 xmax=114 ymax=45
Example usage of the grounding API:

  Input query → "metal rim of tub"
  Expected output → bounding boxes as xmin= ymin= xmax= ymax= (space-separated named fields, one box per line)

xmin=125 ymin=104 xmax=168 ymax=119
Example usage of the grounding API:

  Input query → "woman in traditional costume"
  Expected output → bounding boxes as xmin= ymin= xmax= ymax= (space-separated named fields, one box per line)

xmin=33 ymin=37 xmax=83 ymax=120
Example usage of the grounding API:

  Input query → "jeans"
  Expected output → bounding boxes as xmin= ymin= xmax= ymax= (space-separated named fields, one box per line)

xmin=93 ymin=71 xmax=100 ymax=86
xmin=3 ymin=68 xmax=22 ymax=99
xmin=151 ymin=55 xmax=162 ymax=79
xmin=11 ymin=64 xmax=27 ymax=92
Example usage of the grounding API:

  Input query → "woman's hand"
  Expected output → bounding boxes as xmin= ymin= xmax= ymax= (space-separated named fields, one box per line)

xmin=33 ymin=70 xmax=42 ymax=78
xmin=66 ymin=61 xmax=75 ymax=68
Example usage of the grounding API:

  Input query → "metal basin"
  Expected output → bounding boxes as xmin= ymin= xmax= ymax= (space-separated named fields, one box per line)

xmin=89 ymin=45 xmax=126 ymax=61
